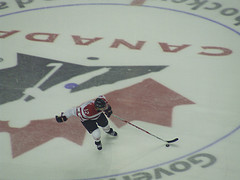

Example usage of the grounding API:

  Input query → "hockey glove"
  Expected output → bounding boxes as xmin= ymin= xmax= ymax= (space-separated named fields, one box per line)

xmin=104 ymin=105 xmax=113 ymax=118
xmin=56 ymin=113 xmax=68 ymax=123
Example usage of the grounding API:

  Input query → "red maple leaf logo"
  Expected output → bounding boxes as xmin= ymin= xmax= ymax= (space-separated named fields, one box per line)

xmin=106 ymin=78 xmax=194 ymax=128
xmin=0 ymin=117 xmax=85 ymax=158
xmin=0 ymin=78 xmax=194 ymax=158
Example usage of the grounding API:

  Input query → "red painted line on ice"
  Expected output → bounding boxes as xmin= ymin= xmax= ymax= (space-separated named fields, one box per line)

xmin=131 ymin=0 xmax=146 ymax=6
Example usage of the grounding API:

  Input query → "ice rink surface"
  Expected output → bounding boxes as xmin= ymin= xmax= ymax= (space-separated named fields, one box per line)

xmin=0 ymin=0 xmax=240 ymax=179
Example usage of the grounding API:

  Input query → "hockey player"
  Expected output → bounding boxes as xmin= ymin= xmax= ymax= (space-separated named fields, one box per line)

xmin=55 ymin=95 xmax=117 ymax=150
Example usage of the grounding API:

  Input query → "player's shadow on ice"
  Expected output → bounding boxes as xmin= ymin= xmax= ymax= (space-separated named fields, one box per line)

xmin=102 ymin=133 xmax=118 ymax=146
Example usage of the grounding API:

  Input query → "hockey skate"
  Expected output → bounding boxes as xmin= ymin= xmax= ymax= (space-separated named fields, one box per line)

xmin=106 ymin=128 xmax=118 ymax=136
xmin=95 ymin=141 xmax=102 ymax=150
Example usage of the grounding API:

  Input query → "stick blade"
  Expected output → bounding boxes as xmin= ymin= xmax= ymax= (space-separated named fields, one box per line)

xmin=166 ymin=138 xmax=179 ymax=143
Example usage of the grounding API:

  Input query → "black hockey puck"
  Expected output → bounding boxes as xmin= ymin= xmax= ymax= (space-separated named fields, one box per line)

xmin=166 ymin=144 xmax=170 ymax=147
xmin=87 ymin=57 xmax=99 ymax=60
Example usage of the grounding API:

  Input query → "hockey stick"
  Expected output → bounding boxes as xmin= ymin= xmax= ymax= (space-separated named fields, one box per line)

xmin=112 ymin=114 xmax=179 ymax=144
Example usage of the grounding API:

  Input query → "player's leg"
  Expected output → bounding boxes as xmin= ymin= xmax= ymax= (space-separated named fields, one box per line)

xmin=82 ymin=120 xmax=102 ymax=150
xmin=97 ymin=114 xmax=118 ymax=136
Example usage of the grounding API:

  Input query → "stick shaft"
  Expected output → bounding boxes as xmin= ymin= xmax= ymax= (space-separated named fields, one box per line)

xmin=112 ymin=114 xmax=167 ymax=142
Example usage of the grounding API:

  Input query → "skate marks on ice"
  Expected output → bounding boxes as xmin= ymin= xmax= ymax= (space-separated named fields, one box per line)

xmin=0 ymin=53 xmax=166 ymax=128
xmin=106 ymin=78 xmax=194 ymax=128
xmin=0 ymin=74 xmax=195 ymax=158
xmin=0 ymin=1 xmax=239 ymax=179
xmin=0 ymin=53 xmax=167 ymax=104
xmin=0 ymin=53 xmax=175 ymax=158
xmin=0 ymin=117 xmax=85 ymax=158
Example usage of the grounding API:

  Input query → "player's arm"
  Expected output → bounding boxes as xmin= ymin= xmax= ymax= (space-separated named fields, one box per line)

xmin=55 ymin=108 xmax=77 ymax=123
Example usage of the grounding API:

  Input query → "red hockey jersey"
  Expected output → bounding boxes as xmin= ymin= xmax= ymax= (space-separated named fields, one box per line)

xmin=64 ymin=95 xmax=108 ymax=122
